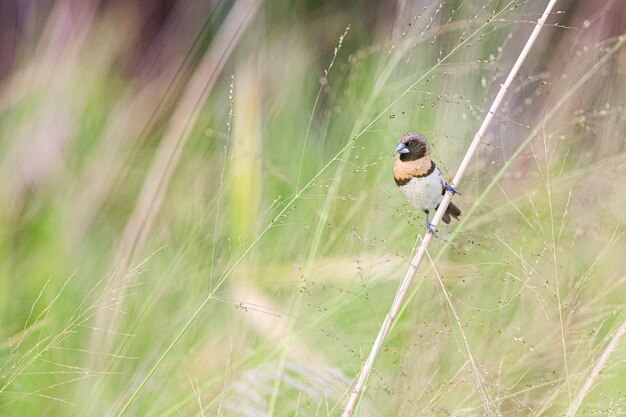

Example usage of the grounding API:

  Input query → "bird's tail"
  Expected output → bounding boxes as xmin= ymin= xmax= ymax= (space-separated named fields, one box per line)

xmin=441 ymin=202 xmax=461 ymax=224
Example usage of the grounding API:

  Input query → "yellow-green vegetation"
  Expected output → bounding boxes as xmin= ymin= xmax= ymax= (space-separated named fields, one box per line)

xmin=1 ymin=1 xmax=625 ymax=416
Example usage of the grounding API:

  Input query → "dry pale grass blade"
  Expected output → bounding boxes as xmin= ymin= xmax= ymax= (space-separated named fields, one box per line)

xmin=70 ymin=3 xmax=222 ymax=244
xmin=86 ymin=0 xmax=263 ymax=361
xmin=115 ymin=0 xmax=262 ymax=272
xmin=341 ymin=1 xmax=559 ymax=415
xmin=564 ymin=320 xmax=626 ymax=417
xmin=70 ymin=86 xmax=176 ymax=244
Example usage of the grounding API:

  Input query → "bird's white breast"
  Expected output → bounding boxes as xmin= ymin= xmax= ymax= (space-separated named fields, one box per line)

xmin=399 ymin=167 xmax=445 ymax=211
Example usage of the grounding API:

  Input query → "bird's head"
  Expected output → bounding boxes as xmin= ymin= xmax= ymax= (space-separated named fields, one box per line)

xmin=395 ymin=133 xmax=430 ymax=161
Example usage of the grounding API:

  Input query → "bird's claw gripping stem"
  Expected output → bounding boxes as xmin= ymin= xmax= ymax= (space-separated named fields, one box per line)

xmin=445 ymin=183 xmax=460 ymax=195
xmin=425 ymin=212 xmax=439 ymax=237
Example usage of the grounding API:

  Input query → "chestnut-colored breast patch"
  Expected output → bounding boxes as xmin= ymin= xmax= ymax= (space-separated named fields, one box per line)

xmin=393 ymin=157 xmax=435 ymax=186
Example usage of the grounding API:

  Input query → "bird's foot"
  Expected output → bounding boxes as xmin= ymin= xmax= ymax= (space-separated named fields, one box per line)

xmin=426 ymin=223 xmax=439 ymax=237
xmin=445 ymin=183 xmax=460 ymax=195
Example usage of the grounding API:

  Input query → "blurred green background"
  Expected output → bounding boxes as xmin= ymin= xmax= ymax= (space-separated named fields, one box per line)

xmin=1 ymin=0 xmax=626 ymax=416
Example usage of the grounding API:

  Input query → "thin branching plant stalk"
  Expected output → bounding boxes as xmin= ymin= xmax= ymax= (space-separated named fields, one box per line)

xmin=341 ymin=1 xmax=559 ymax=415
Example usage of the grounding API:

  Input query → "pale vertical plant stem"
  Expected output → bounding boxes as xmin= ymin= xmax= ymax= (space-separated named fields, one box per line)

xmin=564 ymin=320 xmax=626 ymax=417
xmin=341 ymin=1 xmax=559 ymax=415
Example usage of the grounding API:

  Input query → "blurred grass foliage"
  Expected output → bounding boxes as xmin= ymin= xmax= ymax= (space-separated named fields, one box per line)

xmin=1 ymin=0 xmax=626 ymax=416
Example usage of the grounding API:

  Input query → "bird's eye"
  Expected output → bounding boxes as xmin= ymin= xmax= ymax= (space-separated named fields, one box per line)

xmin=407 ymin=140 xmax=416 ymax=147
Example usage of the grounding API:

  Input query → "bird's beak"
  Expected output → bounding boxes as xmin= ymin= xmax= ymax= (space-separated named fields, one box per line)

xmin=396 ymin=142 xmax=409 ymax=154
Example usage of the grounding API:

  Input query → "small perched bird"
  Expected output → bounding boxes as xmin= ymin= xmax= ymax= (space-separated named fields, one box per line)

xmin=393 ymin=133 xmax=461 ymax=235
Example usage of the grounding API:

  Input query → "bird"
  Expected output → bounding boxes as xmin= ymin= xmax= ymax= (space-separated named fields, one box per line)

xmin=393 ymin=132 xmax=461 ymax=235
